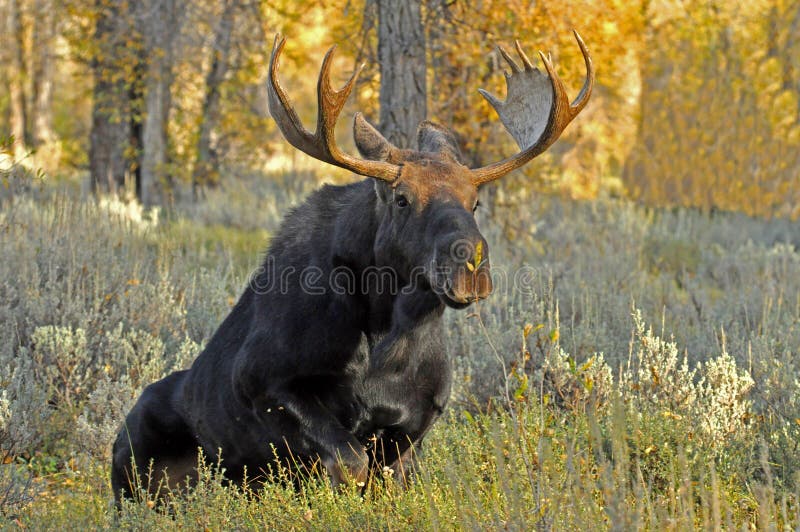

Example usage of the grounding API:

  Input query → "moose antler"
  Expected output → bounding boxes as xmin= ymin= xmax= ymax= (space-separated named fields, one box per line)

xmin=471 ymin=31 xmax=594 ymax=185
xmin=267 ymin=34 xmax=401 ymax=182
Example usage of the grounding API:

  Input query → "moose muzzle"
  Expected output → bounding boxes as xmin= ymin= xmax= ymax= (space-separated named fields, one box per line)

xmin=431 ymin=237 xmax=493 ymax=307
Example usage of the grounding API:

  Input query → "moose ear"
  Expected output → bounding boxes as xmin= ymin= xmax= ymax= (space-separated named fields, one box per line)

xmin=354 ymin=113 xmax=396 ymax=162
xmin=417 ymin=121 xmax=463 ymax=162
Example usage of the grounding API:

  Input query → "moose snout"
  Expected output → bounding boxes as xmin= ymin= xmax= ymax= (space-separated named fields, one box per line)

xmin=449 ymin=262 xmax=493 ymax=303
xmin=432 ymin=237 xmax=493 ymax=305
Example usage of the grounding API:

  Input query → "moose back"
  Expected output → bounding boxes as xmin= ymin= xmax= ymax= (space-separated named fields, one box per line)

xmin=111 ymin=32 xmax=593 ymax=503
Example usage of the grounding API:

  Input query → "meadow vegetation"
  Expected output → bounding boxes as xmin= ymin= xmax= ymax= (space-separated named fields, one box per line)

xmin=1 ymin=166 xmax=798 ymax=529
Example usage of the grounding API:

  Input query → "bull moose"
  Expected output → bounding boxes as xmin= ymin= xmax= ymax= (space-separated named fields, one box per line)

xmin=111 ymin=32 xmax=593 ymax=503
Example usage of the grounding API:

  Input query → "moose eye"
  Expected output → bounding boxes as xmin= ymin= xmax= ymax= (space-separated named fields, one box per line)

xmin=396 ymin=195 xmax=409 ymax=208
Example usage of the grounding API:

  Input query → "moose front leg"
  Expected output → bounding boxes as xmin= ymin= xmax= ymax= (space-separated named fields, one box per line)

xmin=369 ymin=287 xmax=443 ymax=369
xmin=230 ymin=330 xmax=370 ymax=487
xmin=251 ymin=384 xmax=369 ymax=487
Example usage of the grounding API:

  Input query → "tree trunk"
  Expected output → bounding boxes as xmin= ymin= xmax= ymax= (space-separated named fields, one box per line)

xmin=621 ymin=0 xmax=655 ymax=201
xmin=7 ymin=0 xmax=28 ymax=159
xmin=139 ymin=0 xmax=180 ymax=207
xmin=376 ymin=0 xmax=426 ymax=149
xmin=781 ymin=4 xmax=800 ymax=123
xmin=31 ymin=0 xmax=56 ymax=146
xmin=89 ymin=0 xmax=133 ymax=195
xmin=192 ymin=0 xmax=237 ymax=196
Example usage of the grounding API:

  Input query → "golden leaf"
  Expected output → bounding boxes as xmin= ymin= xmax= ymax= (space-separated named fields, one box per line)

xmin=523 ymin=323 xmax=533 ymax=338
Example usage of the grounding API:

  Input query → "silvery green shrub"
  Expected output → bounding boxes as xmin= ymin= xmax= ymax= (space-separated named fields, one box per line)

xmin=1 ymin=174 xmax=799 ymax=491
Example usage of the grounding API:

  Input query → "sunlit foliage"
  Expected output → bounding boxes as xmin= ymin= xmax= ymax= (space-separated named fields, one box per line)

xmin=1 ymin=0 xmax=797 ymax=215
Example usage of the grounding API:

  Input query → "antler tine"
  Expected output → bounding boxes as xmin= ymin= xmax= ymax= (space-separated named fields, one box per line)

xmin=570 ymin=30 xmax=593 ymax=114
xmin=267 ymin=34 xmax=401 ymax=182
xmin=497 ymin=44 xmax=522 ymax=73
xmin=471 ymin=31 xmax=595 ymax=186
xmin=315 ymin=44 xmax=362 ymax=154
xmin=514 ymin=40 xmax=536 ymax=70
xmin=267 ymin=35 xmax=317 ymax=157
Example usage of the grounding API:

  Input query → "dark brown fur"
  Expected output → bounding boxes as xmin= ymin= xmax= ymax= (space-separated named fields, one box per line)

xmin=111 ymin=122 xmax=492 ymax=503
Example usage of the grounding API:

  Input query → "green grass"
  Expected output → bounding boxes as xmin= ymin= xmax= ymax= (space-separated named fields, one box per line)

xmin=15 ymin=401 xmax=798 ymax=529
xmin=1 ymin=178 xmax=799 ymax=529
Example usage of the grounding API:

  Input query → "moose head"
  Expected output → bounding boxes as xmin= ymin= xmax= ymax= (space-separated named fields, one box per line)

xmin=267 ymin=33 xmax=594 ymax=308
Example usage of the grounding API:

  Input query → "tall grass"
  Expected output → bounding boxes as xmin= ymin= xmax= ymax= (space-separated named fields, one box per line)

xmin=1 ymin=173 xmax=799 ymax=528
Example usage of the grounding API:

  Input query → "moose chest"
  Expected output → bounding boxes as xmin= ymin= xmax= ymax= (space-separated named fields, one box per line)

xmin=343 ymin=317 xmax=452 ymax=449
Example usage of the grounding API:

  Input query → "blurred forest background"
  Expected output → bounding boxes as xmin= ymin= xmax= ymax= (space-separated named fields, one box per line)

xmin=2 ymin=0 xmax=798 ymax=218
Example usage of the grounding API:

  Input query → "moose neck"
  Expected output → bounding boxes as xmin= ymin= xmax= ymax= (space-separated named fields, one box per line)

xmin=328 ymin=179 xmax=446 ymax=339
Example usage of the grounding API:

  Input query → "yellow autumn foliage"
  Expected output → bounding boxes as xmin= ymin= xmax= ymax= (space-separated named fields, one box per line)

xmin=1 ymin=0 xmax=798 ymax=217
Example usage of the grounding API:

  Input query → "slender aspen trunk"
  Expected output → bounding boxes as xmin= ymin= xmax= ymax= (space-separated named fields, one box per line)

xmin=89 ymin=0 xmax=133 ymax=195
xmin=31 ymin=0 xmax=56 ymax=146
xmin=193 ymin=0 xmax=237 ymax=196
xmin=7 ymin=0 xmax=28 ymax=159
xmin=140 ymin=0 xmax=180 ymax=206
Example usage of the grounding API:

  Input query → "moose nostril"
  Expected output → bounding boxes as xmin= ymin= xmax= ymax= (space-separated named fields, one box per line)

xmin=448 ymin=238 xmax=487 ymax=265
xmin=476 ymin=267 xmax=493 ymax=298
xmin=449 ymin=239 xmax=475 ymax=262
xmin=447 ymin=260 xmax=493 ymax=303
